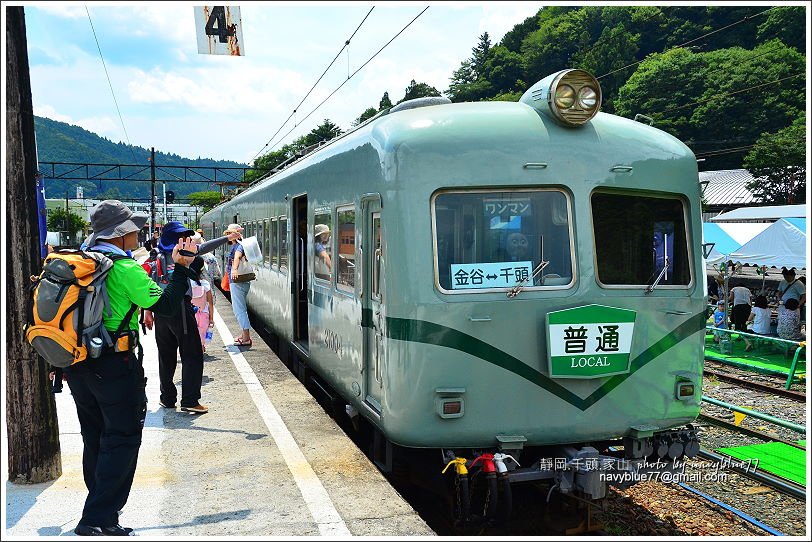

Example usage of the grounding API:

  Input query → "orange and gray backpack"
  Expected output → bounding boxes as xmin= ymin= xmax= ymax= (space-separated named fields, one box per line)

xmin=25 ymin=249 xmax=135 ymax=368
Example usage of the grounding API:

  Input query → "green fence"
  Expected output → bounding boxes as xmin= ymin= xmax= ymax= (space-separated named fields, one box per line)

xmin=705 ymin=326 xmax=806 ymax=389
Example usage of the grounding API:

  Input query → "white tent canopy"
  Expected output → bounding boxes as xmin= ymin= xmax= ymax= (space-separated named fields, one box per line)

xmin=709 ymin=204 xmax=806 ymax=222
xmin=724 ymin=218 xmax=807 ymax=269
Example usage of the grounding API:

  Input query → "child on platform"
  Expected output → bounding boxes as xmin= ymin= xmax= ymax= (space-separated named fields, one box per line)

xmin=190 ymin=257 xmax=215 ymax=353
xmin=712 ymin=300 xmax=727 ymax=344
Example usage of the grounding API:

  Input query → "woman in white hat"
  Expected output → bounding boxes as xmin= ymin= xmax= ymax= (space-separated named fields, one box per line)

xmin=223 ymin=223 xmax=252 ymax=347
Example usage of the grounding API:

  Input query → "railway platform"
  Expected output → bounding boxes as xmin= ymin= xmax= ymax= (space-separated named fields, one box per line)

xmin=5 ymin=291 xmax=434 ymax=537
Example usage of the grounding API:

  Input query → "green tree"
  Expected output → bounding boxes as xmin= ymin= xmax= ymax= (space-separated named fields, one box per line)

xmin=379 ymin=91 xmax=393 ymax=110
xmin=352 ymin=107 xmax=378 ymax=126
xmin=47 ymin=208 xmax=87 ymax=239
xmin=615 ymin=40 xmax=805 ymax=169
xmin=302 ymin=118 xmax=343 ymax=146
xmin=99 ymin=186 xmax=122 ymax=200
xmin=743 ymin=116 xmax=806 ymax=204
xmin=398 ymin=80 xmax=441 ymax=104
xmin=187 ymin=190 xmax=222 ymax=212
xmin=471 ymin=32 xmax=492 ymax=77
xmin=500 ymin=13 xmax=541 ymax=52
xmin=756 ymin=6 xmax=805 ymax=53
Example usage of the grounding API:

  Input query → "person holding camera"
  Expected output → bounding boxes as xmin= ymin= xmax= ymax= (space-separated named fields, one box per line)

xmin=66 ymin=201 xmax=197 ymax=536
xmin=144 ymin=221 xmax=239 ymax=414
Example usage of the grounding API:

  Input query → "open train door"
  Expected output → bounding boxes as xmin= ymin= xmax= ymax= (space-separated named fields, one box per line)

xmin=362 ymin=195 xmax=383 ymax=413
xmin=292 ymin=194 xmax=308 ymax=351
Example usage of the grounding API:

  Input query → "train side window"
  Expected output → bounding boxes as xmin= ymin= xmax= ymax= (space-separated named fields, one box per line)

xmin=257 ymin=220 xmax=265 ymax=264
xmin=279 ymin=217 xmax=288 ymax=273
xmin=270 ymin=218 xmax=278 ymax=268
xmin=314 ymin=211 xmax=333 ymax=283
xmin=432 ymin=189 xmax=574 ymax=293
xmin=263 ymin=219 xmax=270 ymax=265
xmin=372 ymin=214 xmax=382 ymax=300
xmin=592 ymin=193 xmax=691 ymax=287
xmin=336 ymin=206 xmax=356 ymax=293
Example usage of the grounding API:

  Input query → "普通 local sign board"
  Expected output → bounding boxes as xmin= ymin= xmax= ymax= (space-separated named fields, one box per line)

xmin=546 ymin=304 xmax=637 ymax=378
xmin=194 ymin=6 xmax=244 ymax=56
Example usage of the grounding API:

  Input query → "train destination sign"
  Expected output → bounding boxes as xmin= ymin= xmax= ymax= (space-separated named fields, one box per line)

xmin=546 ymin=304 xmax=637 ymax=378
xmin=450 ymin=261 xmax=533 ymax=289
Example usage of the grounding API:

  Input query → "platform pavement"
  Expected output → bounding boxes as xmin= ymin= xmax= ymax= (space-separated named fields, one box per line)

xmin=4 ymin=293 xmax=434 ymax=538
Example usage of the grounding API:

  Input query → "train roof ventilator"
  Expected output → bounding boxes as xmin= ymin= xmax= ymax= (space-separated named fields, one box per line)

xmin=520 ymin=68 xmax=602 ymax=127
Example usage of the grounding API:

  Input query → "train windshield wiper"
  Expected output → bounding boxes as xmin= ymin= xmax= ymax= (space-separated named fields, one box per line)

xmin=645 ymin=255 xmax=669 ymax=294
xmin=507 ymin=260 xmax=549 ymax=298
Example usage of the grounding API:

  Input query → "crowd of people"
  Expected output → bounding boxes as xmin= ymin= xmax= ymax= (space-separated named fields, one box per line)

xmin=708 ymin=266 xmax=807 ymax=348
xmin=50 ymin=200 xmax=255 ymax=536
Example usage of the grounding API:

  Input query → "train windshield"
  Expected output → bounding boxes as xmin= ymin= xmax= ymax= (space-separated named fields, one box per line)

xmin=592 ymin=193 xmax=691 ymax=287
xmin=433 ymin=190 xmax=574 ymax=292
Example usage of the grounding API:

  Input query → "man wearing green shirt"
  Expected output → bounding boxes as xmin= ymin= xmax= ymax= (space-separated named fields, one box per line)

xmin=66 ymin=200 xmax=198 ymax=537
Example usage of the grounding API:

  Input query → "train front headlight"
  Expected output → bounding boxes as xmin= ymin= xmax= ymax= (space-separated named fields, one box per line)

xmin=519 ymin=68 xmax=602 ymax=127
xmin=548 ymin=69 xmax=602 ymax=126
xmin=554 ymin=84 xmax=576 ymax=109
xmin=577 ymin=86 xmax=598 ymax=109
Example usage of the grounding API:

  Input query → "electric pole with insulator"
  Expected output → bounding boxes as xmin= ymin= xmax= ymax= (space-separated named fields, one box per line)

xmin=6 ymin=5 xmax=63 ymax=484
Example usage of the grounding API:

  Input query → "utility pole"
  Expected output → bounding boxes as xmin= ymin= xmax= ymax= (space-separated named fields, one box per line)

xmin=150 ymin=147 xmax=155 ymax=237
xmin=6 ymin=6 xmax=62 ymax=483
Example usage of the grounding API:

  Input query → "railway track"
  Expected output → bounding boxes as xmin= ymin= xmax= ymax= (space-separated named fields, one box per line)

xmin=703 ymin=366 xmax=805 ymax=401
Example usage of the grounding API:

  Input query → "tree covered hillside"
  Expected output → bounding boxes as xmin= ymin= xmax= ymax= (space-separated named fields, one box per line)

xmin=250 ymin=5 xmax=805 ymax=203
xmin=35 ymin=116 xmax=248 ymax=200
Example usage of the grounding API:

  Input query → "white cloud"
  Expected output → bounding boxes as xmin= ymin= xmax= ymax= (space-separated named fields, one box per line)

xmin=34 ymin=104 xmax=119 ymax=137
xmin=481 ymin=3 xmax=543 ymax=43
xmin=33 ymin=4 xmax=87 ymax=19
xmin=33 ymin=104 xmax=74 ymax=123
xmin=24 ymin=3 xmax=551 ymax=164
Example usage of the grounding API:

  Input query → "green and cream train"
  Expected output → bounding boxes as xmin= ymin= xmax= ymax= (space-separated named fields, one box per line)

xmin=201 ymin=69 xmax=704 ymax=505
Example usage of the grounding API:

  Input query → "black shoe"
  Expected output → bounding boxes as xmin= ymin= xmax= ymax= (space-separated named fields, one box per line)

xmin=74 ymin=523 xmax=133 ymax=536
xmin=159 ymin=400 xmax=176 ymax=409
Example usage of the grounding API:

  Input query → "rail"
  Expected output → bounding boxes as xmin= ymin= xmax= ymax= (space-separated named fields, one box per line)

xmin=701 ymin=395 xmax=805 ymax=434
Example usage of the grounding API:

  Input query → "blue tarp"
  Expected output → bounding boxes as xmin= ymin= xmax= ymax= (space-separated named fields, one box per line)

xmin=703 ymin=222 xmax=740 ymax=261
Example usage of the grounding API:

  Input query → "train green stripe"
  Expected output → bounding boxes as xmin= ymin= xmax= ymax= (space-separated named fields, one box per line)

xmin=385 ymin=312 xmax=706 ymax=411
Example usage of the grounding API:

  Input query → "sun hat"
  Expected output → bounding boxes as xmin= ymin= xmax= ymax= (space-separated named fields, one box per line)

xmin=190 ymin=232 xmax=203 ymax=244
xmin=223 ymin=223 xmax=244 ymax=235
xmin=157 ymin=221 xmax=195 ymax=252
xmin=84 ymin=200 xmax=148 ymax=246
xmin=315 ymin=224 xmax=330 ymax=238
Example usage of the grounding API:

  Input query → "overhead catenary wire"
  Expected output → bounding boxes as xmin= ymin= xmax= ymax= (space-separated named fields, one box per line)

xmin=264 ymin=6 xmax=430 ymax=155
xmin=694 ymin=145 xmax=756 ymax=158
xmin=597 ymin=6 xmax=779 ymax=80
xmin=658 ymin=72 xmax=804 ymax=115
xmin=250 ymin=6 xmax=375 ymax=162
xmin=85 ymin=6 xmax=138 ymax=164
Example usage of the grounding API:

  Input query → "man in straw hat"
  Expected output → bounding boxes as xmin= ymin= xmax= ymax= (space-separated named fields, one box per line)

xmin=67 ymin=200 xmax=199 ymax=536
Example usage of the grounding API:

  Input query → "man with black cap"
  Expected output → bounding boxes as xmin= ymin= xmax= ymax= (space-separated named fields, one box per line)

xmin=67 ymin=200 xmax=198 ymax=536
xmin=144 ymin=221 xmax=239 ymax=414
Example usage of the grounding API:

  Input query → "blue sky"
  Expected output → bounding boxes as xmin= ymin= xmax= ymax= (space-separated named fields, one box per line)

xmin=19 ymin=1 xmax=545 ymax=164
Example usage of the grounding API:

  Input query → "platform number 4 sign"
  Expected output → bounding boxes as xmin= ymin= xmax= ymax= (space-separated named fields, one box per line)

xmin=194 ymin=6 xmax=245 ymax=56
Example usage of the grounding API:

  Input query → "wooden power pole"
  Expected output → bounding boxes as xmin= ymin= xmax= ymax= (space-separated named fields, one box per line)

xmin=6 ymin=6 xmax=62 ymax=483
